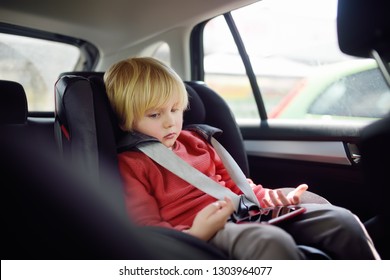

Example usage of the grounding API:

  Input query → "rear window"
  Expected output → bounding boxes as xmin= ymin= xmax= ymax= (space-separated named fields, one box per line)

xmin=0 ymin=33 xmax=80 ymax=112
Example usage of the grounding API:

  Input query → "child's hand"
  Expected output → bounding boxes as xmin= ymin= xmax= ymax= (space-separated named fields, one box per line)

xmin=262 ymin=184 xmax=308 ymax=207
xmin=184 ymin=197 xmax=234 ymax=241
xmin=247 ymin=178 xmax=257 ymax=188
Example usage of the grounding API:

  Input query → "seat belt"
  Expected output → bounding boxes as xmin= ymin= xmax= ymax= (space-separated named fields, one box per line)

xmin=210 ymin=137 xmax=260 ymax=207
xmin=137 ymin=136 xmax=260 ymax=211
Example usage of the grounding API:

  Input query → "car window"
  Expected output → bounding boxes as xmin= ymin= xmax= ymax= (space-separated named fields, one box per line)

xmin=142 ymin=41 xmax=171 ymax=67
xmin=0 ymin=33 xmax=80 ymax=112
xmin=203 ymin=16 xmax=260 ymax=121
xmin=202 ymin=0 xmax=390 ymax=124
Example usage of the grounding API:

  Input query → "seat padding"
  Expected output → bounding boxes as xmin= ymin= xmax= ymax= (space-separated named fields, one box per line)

xmin=0 ymin=80 xmax=28 ymax=125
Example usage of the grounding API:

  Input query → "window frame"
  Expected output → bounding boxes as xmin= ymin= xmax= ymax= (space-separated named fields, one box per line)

xmin=190 ymin=13 xmax=268 ymax=121
xmin=1 ymin=22 xmax=100 ymax=115
xmin=0 ymin=22 xmax=99 ymax=71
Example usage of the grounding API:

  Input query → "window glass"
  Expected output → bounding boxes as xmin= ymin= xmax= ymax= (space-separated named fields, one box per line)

xmin=142 ymin=41 xmax=171 ymax=67
xmin=0 ymin=33 xmax=80 ymax=111
xmin=152 ymin=42 xmax=171 ymax=67
xmin=203 ymin=16 xmax=260 ymax=122
xmin=203 ymin=0 xmax=390 ymax=123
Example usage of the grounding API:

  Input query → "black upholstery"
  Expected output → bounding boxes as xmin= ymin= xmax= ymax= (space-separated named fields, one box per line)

xmin=54 ymin=76 xmax=130 ymax=244
xmin=60 ymin=71 xmax=104 ymax=79
xmin=0 ymin=79 xmax=56 ymax=149
xmin=0 ymin=80 xmax=28 ymax=125
xmin=54 ymin=75 xmax=124 ymax=197
xmin=359 ymin=114 xmax=390 ymax=215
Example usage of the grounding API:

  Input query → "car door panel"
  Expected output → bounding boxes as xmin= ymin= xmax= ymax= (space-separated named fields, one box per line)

xmin=240 ymin=120 xmax=373 ymax=222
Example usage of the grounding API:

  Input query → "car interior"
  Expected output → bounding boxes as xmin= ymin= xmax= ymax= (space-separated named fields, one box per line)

xmin=1 ymin=0 xmax=389 ymax=260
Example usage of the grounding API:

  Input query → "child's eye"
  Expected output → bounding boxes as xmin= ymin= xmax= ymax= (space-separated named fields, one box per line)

xmin=148 ymin=113 xmax=160 ymax=119
xmin=171 ymin=107 xmax=181 ymax=113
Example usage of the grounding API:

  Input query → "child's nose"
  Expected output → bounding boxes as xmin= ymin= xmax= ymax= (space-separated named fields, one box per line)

xmin=164 ymin=113 xmax=175 ymax=127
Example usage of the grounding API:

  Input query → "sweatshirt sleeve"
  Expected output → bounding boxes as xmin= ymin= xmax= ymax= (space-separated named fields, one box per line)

xmin=118 ymin=151 xmax=190 ymax=231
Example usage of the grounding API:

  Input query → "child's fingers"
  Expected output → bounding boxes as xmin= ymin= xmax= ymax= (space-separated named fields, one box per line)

xmin=294 ymin=184 xmax=308 ymax=196
xmin=269 ymin=189 xmax=283 ymax=206
xmin=276 ymin=189 xmax=290 ymax=205
xmin=287 ymin=184 xmax=308 ymax=204
xmin=262 ymin=198 xmax=273 ymax=207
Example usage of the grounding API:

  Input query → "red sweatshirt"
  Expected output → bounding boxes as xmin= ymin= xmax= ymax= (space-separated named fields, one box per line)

xmin=118 ymin=130 xmax=266 ymax=231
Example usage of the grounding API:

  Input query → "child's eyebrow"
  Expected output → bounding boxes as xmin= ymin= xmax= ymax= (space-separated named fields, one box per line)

xmin=145 ymin=108 xmax=160 ymax=113
xmin=145 ymin=100 xmax=181 ymax=113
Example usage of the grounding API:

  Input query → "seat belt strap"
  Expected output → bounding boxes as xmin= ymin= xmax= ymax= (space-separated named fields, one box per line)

xmin=137 ymin=141 xmax=241 ymax=210
xmin=137 ymin=137 xmax=261 ymax=210
xmin=210 ymin=137 xmax=260 ymax=207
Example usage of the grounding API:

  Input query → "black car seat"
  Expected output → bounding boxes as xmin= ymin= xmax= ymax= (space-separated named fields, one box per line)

xmin=0 ymin=80 xmax=31 ymax=148
xmin=337 ymin=0 xmax=389 ymax=259
xmin=54 ymin=73 xmax=330 ymax=259
xmin=54 ymin=74 xmax=228 ymax=259
xmin=54 ymin=75 xmax=122 ymax=188
xmin=0 ymin=80 xmax=28 ymax=125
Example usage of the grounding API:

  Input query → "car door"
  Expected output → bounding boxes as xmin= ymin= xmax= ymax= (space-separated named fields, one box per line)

xmin=190 ymin=0 xmax=390 ymax=223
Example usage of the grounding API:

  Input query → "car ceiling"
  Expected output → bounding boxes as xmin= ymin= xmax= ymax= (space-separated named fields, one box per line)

xmin=0 ymin=0 xmax=257 ymax=56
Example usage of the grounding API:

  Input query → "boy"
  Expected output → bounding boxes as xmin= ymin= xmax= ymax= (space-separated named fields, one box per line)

xmin=104 ymin=57 xmax=380 ymax=259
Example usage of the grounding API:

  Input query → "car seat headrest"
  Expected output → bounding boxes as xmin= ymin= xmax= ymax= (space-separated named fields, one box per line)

xmin=337 ymin=0 xmax=390 ymax=60
xmin=59 ymin=71 xmax=105 ymax=80
xmin=54 ymin=75 xmax=88 ymax=131
xmin=0 ymin=80 xmax=28 ymax=125
xmin=184 ymin=84 xmax=206 ymax=126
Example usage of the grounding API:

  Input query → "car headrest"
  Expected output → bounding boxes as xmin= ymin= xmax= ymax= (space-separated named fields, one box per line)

xmin=337 ymin=0 xmax=390 ymax=60
xmin=59 ymin=71 xmax=105 ymax=80
xmin=54 ymin=75 xmax=86 ymax=130
xmin=183 ymin=83 xmax=206 ymax=126
xmin=0 ymin=80 xmax=28 ymax=125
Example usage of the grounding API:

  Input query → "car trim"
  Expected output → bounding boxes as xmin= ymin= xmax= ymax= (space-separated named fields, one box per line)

xmin=244 ymin=140 xmax=352 ymax=165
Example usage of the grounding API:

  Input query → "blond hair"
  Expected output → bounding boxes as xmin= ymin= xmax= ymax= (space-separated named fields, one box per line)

xmin=104 ymin=57 xmax=188 ymax=131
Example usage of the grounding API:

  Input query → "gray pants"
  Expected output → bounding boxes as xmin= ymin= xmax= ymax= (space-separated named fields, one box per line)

xmin=209 ymin=203 xmax=380 ymax=260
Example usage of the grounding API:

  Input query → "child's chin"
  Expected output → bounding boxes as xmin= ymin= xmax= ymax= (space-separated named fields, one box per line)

xmin=162 ymin=140 xmax=176 ymax=149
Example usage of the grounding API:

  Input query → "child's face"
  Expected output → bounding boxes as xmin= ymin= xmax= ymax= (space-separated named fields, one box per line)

xmin=133 ymin=96 xmax=184 ymax=148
